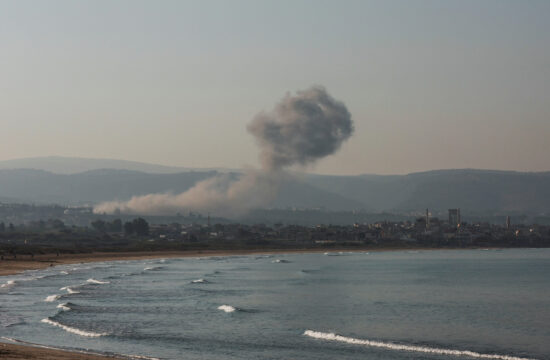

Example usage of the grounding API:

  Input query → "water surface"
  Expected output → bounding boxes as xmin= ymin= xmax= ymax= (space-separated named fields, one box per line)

xmin=1 ymin=249 xmax=549 ymax=359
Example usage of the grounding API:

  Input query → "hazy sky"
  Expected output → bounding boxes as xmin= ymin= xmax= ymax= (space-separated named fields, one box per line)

xmin=1 ymin=0 xmax=549 ymax=175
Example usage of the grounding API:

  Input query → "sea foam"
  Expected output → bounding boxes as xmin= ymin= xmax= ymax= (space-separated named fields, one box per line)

xmin=303 ymin=330 xmax=535 ymax=360
xmin=56 ymin=303 xmax=71 ymax=311
xmin=86 ymin=278 xmax=110 ymax=284
xmin=272 ymin=259 xmax=290 ymax=263
xmin=218 ymin=305 xmax=236 ymax=313
xmin=1 ymin=280 xmax=16 ymax=288
xmin=44 ymin=294 xmax=61 ymax=302
xmin=41 ymin=318 xmax=108 ymax=337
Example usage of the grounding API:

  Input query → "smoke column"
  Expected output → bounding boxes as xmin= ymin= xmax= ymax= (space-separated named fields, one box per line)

xmin=94 ymin=86 xmax=353 ymax=217
xmin=248 ymin=85 xmax=353 ymax=171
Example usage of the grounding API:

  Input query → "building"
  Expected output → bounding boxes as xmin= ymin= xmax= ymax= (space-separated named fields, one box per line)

xmin=425 ymin=208 xmax=430 ymax=230
xmin=448 ymin=208 xmax=461 ymax=227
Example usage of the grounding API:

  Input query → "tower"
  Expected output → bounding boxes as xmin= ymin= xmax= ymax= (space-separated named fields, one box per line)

xmin=448 ymin=209 xmax=460 ymax=228
xmin=506 ymin=216 xmax=511 ymax=230
xmin=425 ymin=208 xmax=430 ymax=230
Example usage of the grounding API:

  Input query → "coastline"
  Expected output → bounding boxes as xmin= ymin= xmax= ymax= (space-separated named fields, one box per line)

xmin=0 ymin=246 xmax=510 ymax=277
xmin=0 ymin=341 xmax=124 ymax=359
xmin=0 ymin=248 xmax=377 ymax=277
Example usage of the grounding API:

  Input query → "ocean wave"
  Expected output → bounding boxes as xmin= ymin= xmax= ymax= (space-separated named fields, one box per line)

xmin=41 ymin=318 xmax=108 ymax=337
xmin=272 ymin=259 xmax=290 ymax=263
xmin=59 ymin=271 xmax=69 ymax=275
xmin=143 ymin=266 xmax=164 ymax=271
xmin=118 ymin=353 xmax=161 ymax=360
xmin=66 ymin=287 xmax=81 ymax=294
xmin=60 ymin=284 xmax=83 ymax=290
xmin=0 ymin=313 xmax=25 ymax=328
xmin=44 ymin=294 xmax=61 ymax=302
xmin=1 ymin=280 xmax=16 ymax=288
xmin=191 ymin=279 xmax=208 ymax=284
xmin=218 ymin=305 xmax=237 ymax=313
xmin=86 ymin=278 xmax=110 ymax=284
xmin=323 ymin=251 xmax=354 ymax=256
xmin=56 ymin=303 xmax=72 ymax=311
xmin=303 ymin=330 xmax=535 ymax=360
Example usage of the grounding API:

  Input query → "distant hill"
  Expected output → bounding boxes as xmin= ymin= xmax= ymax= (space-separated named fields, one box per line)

xmin=0 ymin=157 xmax=549 ymax=214
xmin=0 ymin=169 xmax=363 ymax=210
xmin=306 ymin=169 xmax=550 ymax=213
xmin=0 ymin=156 xmax=194 ymax=174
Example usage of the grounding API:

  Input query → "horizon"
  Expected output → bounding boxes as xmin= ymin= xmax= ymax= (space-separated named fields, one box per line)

xmin=1 ymin=155 xmax=550 ymax=177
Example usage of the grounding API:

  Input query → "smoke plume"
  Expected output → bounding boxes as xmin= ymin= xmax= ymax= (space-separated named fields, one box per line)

xmin=94 ymin=86 xmax=353 ymax=217
xmin=248 ymin=85 xmax=353 ymax=170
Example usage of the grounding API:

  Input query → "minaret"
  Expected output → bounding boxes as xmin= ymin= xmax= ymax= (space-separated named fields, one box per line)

xmin=425 ymin=208 xmax=430 ymax=230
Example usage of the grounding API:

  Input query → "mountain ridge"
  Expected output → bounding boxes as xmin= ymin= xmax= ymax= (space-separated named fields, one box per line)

xmin=1 ymin=158 xmax=549 ymax=214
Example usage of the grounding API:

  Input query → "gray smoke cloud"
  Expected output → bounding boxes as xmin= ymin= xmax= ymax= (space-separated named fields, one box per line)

xmin=248 ymin=85 xmax=354 ymax=170
xmin=94 ymin=86 xmax=353 ymax=217
xmin=94 ymin=170 xmax=283 ymax=218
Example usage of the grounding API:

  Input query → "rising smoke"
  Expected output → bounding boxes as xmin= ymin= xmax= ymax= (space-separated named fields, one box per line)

xmin=94 ymin=86 xmax=354 ymax=217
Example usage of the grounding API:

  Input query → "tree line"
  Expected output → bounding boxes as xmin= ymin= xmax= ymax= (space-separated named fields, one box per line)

xmin=91 ymin=218 xmax=149 ymax=236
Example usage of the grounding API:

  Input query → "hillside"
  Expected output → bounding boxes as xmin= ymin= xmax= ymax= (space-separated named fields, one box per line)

xmin=307 ymin=169 xmax=550 ymax=213
xmin=0 ymin=157 xmax=549 ymax=214
xmin=0 ymin=156 xmax=191 ymax=174
xmin=0 ymin=169 xmax=362 ymax=211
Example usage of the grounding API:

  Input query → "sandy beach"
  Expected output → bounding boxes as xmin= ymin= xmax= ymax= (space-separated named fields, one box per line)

xmin=0 ymin=341 xmax=125 ymax=359
xmin=0 ymin=248 xmax=377 ymax=276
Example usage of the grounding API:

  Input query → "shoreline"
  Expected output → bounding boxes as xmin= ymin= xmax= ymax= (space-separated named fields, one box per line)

xmin=0 ymin=248 xmax=373 ymax=276
xmin=0 ymin=341 xmax=125 ymax=359
xmin=0 ymin=246 xmax=513 ymax=277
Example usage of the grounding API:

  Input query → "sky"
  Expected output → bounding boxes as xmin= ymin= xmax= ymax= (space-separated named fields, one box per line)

xmin=1 ymin=0 xmax=549 ymax=175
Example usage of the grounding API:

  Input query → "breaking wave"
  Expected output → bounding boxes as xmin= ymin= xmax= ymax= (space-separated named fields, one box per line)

xmin=272 ymin=259 xmax=290 ymax=263
xmin=1 ymin=280 xmax=16 ymax=288
xmin=86 ymin=278 xmax=110 ymax=285
xmin=44 ymin=294 xmax=61 ymax=302
xmin=217 ymin=305 xmax=237 ymax=313
xmin=324 ymin=252 xmax=353 ymax=256
xmin=303 ymin=330 xmax=535 ymax=360
xmin=56 ymin=303 xmax=72 ymax=311
xmin=60 ymin=284 xmax=84 ymax=291
xmin=41 ymin=318 xmax=108 ymax=337
xmin=191 ymin=279 xmax=207 ymax=284
xmin=143 ymin=266 xmax=164 ymax=271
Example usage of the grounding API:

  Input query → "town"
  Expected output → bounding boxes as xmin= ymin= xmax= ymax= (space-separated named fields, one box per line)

xmin=1 ymin=202 xmax=549 ymax=257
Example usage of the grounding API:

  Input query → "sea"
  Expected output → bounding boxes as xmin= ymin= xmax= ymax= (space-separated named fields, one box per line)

xmin=1 ymin=249 xmax=549 ymax=360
